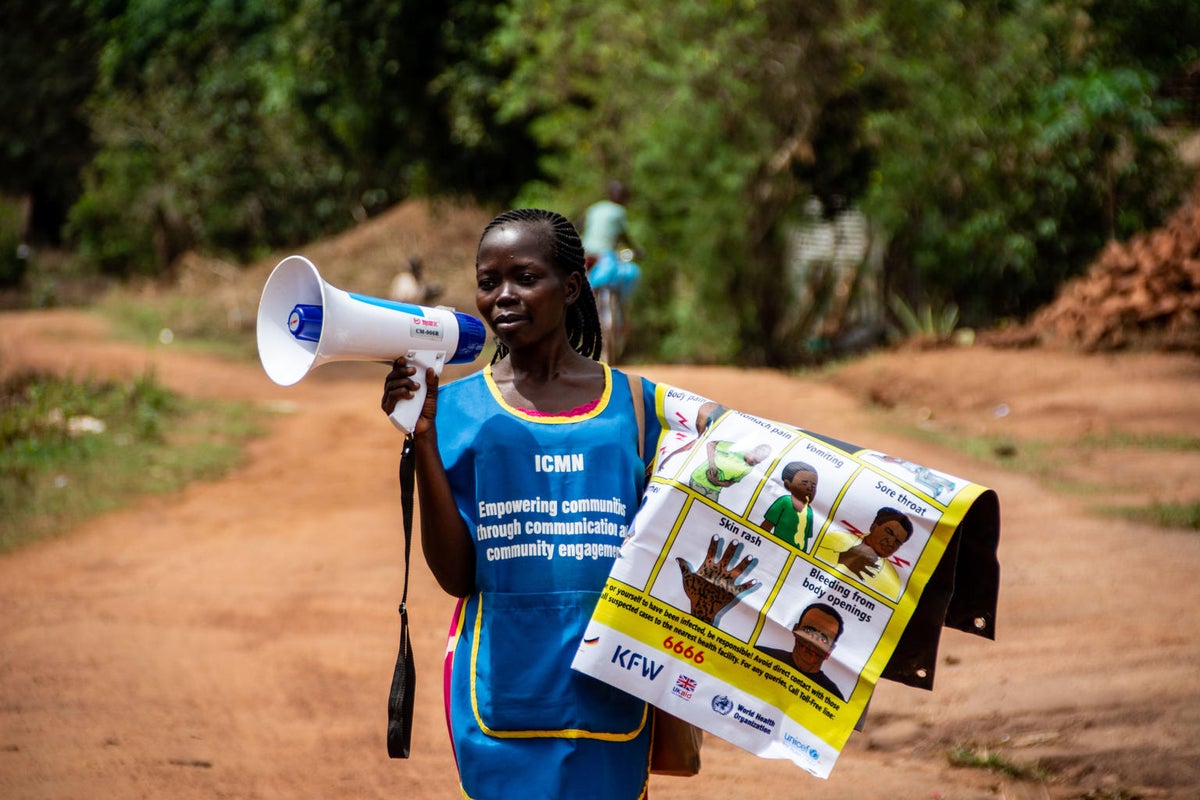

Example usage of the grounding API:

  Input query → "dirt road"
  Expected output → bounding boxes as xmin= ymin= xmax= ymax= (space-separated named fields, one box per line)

xmin=2 ymin=310 xmax=1198 ymax=799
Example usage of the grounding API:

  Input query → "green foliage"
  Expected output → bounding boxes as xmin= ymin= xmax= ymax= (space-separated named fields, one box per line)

xmin=69 ymin=0 xmax=354 ymax=275
xmin=452 ymin=1 xmax=848 ymax=364
xmin=887 ymin=294 xmax=959 ymax=340
xmin=283 ymin=0 xmax=539 ymax=202
xmin=68 ymin=0 xmax=538 ymax=275
xmin=14 ymin=0 xmax=1195 ymax=364
xmin=841 ymin=0 xmax=1190 ymax=324
xmin=1087 ymin=0 xmax=1200 ymax=87
xmin=0 ymin=369 xmax=263 ymax=552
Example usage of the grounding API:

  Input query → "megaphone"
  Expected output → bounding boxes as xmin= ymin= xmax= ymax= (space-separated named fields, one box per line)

xmin=256 ymin=255 xmax=487 ymax=434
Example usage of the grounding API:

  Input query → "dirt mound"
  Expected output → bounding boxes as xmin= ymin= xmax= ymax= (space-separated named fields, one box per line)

xmin=997 ymin=180 xmax=1200 ymax=352
xmin=274 ymin=197 xmax=494 ymax=312
xmin=163 ymin=198 xmax=495 ymax=338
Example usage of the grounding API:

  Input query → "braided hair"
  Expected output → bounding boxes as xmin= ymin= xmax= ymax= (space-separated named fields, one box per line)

xmin=479 ymin=208 xmax=603 ymax=363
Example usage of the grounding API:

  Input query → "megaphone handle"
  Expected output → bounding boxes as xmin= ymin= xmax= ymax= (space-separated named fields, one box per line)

xmin=388 ymin=350 xmax=447 ymax=435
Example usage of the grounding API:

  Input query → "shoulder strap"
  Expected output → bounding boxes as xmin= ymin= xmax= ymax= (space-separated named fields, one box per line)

xmin=626 ymin=372 xmax=645 ymax=461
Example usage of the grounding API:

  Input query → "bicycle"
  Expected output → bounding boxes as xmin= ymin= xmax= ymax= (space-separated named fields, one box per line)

xmin=587 ymin=248 xmax=640 ymax=364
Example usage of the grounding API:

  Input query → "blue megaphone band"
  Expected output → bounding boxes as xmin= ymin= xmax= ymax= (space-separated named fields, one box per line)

xmin=286 ymin=299 xmax=486 ymax=365
xmin=349 ymin=293 xmax=425 ymax=315
xmin=449 ymin=312 xmax=487 ymax=364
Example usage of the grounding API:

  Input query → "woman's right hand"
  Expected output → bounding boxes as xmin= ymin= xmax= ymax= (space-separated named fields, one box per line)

xmin=382 ymin=356 xmax=439 ymax=437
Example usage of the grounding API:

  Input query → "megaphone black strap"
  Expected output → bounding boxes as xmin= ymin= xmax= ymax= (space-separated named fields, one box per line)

xmin=399 ymin=434 xmax=415 ymax=609
xmin=386 ymin=434 xmax=417 ymax=758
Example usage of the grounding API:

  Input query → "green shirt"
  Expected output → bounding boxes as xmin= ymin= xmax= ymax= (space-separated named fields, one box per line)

xmin=689 ymin=441 xmax=754 ymax=493
xmin=764 ymin=495 xmax=815 ymax=550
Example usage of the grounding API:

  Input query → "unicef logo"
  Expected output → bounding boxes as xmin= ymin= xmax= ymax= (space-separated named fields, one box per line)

xmin=783 ymin=732 xmax=821 ymax=761
xmin=711 ymin=695 xmax=734 ymax=715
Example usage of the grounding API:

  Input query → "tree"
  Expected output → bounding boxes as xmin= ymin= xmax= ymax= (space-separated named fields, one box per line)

xmin=448 ymin=0 xmax=848 ymax=364
xmin=837 ymin=0 xmax=1190 ymax=324
xmin=69 ymin=0 xmax=537 ymax=275
xmin=278 ymin=0 xmax=538 ymax=208
xmin=1087 ymin=0 xmax=1200 ymax=85
xmin=70 ymin=0 xmax=339 ymax=274
xmin=0 ymin=0 xmax=104 ymax=242
xmin=449 ymin=0 xmax=1192 ymax=362
xmin=57 ymin=0 xmax=1194 ymax=353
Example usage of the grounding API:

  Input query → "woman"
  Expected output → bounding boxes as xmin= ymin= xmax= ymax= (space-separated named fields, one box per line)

xmin=382 ymin=208 xmax=660 ymax=799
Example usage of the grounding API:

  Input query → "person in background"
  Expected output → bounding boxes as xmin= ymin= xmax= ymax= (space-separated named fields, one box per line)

xmin=388 ymin=256 xmax=442 ymax=305
xmin=581 ymin=180 xmax=638 ymax=274
xmin=581 ymin=182 xmax=642 ymax=362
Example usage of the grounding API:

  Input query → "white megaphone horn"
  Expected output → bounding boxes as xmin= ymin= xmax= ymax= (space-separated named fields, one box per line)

xmin=256 ymin=255 xmax=487 ymax=435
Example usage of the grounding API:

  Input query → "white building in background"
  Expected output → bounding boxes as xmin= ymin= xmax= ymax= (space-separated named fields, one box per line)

xmin=784 ymin=198 xmax=887 ymax=351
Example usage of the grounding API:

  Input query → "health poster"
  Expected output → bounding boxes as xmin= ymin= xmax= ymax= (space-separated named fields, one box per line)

xmin=572 ymin=384 xmax=999 ymax=778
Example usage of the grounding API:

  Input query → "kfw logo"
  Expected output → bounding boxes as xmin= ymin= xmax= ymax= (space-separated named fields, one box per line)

xmin=610 ymin=645 xmax=664 ymax=681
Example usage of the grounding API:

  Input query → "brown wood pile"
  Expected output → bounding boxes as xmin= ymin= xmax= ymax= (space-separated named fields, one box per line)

xmin=1009 ymin=185 xmax=1200 ymax=352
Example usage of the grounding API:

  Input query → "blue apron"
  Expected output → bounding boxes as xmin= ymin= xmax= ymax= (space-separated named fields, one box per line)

xmin=437 ymin=365 xmax=658 ymax=799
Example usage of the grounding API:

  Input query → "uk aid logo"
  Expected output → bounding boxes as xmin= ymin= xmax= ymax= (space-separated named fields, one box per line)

xmin=672 ymin=675 xmax=697 ymax=701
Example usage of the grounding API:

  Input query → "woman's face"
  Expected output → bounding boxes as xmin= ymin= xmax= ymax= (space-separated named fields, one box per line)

xmin=475 ymin=222 xmax=579 ymax=351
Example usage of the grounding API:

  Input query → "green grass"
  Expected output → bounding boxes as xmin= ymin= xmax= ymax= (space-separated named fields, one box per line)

xmin=948 ymin=745 xmax=1046 ymax=781
xmin=900 ymin=425 xmax=1056 ymax=477
xmin=0 ymin=368 xmax=267 ymax=553
xmin=896 ymin=424 xmax=1200 ymax=531
xmin=1111 ymin=501 xmax=1200 ymax=531
xmin=97 ymin=289 xmax=259 ymax=363
xmin=1079 ymin=431 xmax=1200 ymax=452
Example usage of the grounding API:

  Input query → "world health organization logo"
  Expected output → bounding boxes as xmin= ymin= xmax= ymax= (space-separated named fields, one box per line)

xmin=711 ymin=695 xmax=733 ymax=715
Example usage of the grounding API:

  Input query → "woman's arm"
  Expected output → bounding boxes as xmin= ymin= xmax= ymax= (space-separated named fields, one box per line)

xmin=383 ymin=360 xmax=475 ymax=597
